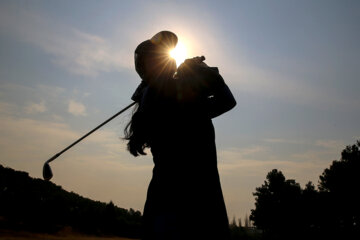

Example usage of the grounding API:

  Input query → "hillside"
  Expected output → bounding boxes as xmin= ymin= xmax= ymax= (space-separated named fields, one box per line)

xmin=0 ymin=165 xmax=142 ymax=238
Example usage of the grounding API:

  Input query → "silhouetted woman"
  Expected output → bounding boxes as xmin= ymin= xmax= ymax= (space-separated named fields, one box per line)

xmin=125 ymin=31 xmax=236 ymax=240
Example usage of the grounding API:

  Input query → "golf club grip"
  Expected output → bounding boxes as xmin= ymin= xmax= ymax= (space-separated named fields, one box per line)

xmin=46 ymin=102 xmax=136 ymax=163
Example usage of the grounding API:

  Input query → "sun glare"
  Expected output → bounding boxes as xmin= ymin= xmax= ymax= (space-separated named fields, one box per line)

xmin=170 ymin=41 xmax=187 ymax=67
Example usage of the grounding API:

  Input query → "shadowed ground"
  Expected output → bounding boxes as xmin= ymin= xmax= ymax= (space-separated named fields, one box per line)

xmin=0 ymin=229 xmax=139 ymax=240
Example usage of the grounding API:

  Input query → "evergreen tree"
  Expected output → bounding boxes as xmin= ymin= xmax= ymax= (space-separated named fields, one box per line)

xmin=231 ymin=216 xmax=237 ymax=227
xmin=244 ymin=214 xmax=249 ymax=228
xmin=318 ymin=140 xmax=360 ymax=238
xmin=250 ymin=169 xmax=302 ymax=239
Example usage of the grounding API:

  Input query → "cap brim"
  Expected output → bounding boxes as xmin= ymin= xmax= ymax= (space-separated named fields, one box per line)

xmin=150 ymin=31 xmax=178 ymax=49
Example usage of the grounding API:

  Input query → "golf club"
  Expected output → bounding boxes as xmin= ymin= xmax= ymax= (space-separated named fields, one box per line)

xmin=43 ymin=102 xmax=136 ymax=181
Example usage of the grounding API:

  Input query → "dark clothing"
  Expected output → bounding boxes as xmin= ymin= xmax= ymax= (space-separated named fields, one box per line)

xmin=139 ymin=69 xmax=236 ymax=240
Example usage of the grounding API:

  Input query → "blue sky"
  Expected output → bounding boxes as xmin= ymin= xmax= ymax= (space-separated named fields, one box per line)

xmin=1 ymin=0 xmax=359 ymax=221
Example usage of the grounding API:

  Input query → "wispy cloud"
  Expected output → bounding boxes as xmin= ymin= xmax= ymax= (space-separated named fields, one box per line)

xmin=0 ymin=116 xmax=78 ymax=162
xmin=0 ymin=83 xmax=66 ymax=116
xmin=217 ymin=147 xmax=332 ymax=188
xmin=315 ymin=139 xmax=346 ymax=150
xmin=0 ymin=4 xmax=133 ymax=77
xmin=25 ymin=101 xmax=46 ymax=114
xmin=0 ymin=111 xmax=145 ymax=172
xmin=219 ymin=145 xmax=269 ymax=163
xmin=0 ymin=102 xmax=16 ymax=115
xmin=0 ymin=83 xmax=65 ymax=100
xmin=0 ymin=112 xmax=151 ymax=212
xmin=217 ymin=145 xmax=333 ymax=224
xmin=68 ymin=100 xmax=86 ymax=116
xmin=263 ymin=138 xmax=302 ymax=144
xmin=289 ymin=139 xmax=347 ymax=163
xmin=223 ymin=62 xmax=355 ymax=110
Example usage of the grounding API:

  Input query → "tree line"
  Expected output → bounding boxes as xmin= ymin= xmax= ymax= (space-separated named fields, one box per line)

xmin=0 ymin=164 xmax=142 ymax=238
xmin=1 ymin=140 xmax=359 ymax=239
xmin=250 ymin=140 xmax=360 ymax=240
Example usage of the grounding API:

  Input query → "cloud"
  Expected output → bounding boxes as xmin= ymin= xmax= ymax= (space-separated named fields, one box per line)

xmin=217 ymin=145 xmax=335 ymax=183
xmin=0 ymin=83 xmax=68 ymax=119
xmin=51 ymin=114 xmax=64 ymax=121
xmin=0 ymin=112 xmax=152 ymax=212
xmin=223 ymin=63 xmax=345 ymax=110
xmin=0 ymin=116 xmax=79 ymax=162
xmin=263 ymin=138 xmax=302 ymax=144
xmin=37 ymin=84 xmax=65 ymax=97
xmin=68 ymin=100 xmax=86 ymax=116
xmin=315 ymin=139 xmax=346 ymax=150
xmin=0 ymin=4 xmax=133 ymax=77
xmin=0 ymin=112 xmax=148 ymax=173
xmin=0 ymin=102 xmax=16 ymax=115
xmin=44 ymin=29 xmax=132 ymax=77
xmin=25 ymin=101 xmax=46 ymax=114
xmin=290 ymin=140 xmax=348 ymax=164
xmin=0 ymin=82 xmax=65 ymax=104
xmin=216 ymin=145 xmax=334 ymax=225
xmin=219 ymin=146 xmax=269 ymax=163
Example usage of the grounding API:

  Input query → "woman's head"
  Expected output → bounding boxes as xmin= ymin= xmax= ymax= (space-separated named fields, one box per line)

xmin=135 ymin=31 xmax=178 ymax=84
xmin=126 ymin=31 xmax=178 ymax=157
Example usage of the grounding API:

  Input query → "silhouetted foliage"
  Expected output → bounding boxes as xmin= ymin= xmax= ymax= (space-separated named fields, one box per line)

xmin=229 ymin=216 xmax=261 ymax=240
xmin=250 ymin=169 xmax=304 ymax=239
xmin=0 ymin=165 xmax=142 ymax=238
xmin=250 ymin=140 xmax=360 ymax=240
xmin=318 ymin=140 xmax=360 ymax=239
xmin=3 ymin=140 xmax=359 ymax=239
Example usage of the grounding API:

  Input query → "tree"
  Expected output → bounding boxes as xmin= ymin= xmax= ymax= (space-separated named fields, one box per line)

xmin=230 ymin=216 xmax=237 ymax=227
xmin=301 ymin=181 xmax=321 ymax=237
xmin=0 ymin=165 xmax=142 ymax=238
xmin=250 ymin=140 xmax=360 ymax=239
xmin=244 ymin=214 xmax=249 ymax=228
xmin=319 ymin=141 xmax=360 ymax=193
xmin=318 ymin=140 xmax=360 ymax=237
xmin=250 ymin=169 xmax=303 ymax=239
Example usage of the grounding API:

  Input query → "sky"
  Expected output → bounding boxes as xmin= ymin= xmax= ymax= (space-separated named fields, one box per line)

xmin=1 ymin=0 xmax=359 ymax=222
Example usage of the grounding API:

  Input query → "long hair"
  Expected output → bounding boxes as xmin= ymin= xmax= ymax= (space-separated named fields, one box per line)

xmin=125 ymin=33 xmax=177 ymax=157
xmin=123 ymin=103 xmax=149 ymax=156
xmin=124 ymin=59 xmax=210 ymax=157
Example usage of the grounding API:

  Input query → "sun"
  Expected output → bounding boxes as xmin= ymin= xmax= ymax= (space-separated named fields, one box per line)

xmin=169 ymin=41 xmax=187 ymax=67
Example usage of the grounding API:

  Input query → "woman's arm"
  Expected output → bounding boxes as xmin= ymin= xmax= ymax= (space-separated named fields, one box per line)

xmin=175 ymin=57 xmax=236 ymax=118
xmin=206 ymin=73 xmax=236 ymax=118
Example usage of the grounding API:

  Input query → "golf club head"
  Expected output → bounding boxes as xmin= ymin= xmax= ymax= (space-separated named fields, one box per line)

xmin=43 ymin=162 xmax=53 ymax=181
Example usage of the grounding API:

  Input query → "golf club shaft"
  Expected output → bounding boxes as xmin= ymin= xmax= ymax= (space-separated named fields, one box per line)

xmin=45 ymin=102 xmax=136 ymax=164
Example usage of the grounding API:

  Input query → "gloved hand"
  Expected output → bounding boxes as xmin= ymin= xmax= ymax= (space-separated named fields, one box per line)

xmin=176 ymin=56 xmax=225 ymax=98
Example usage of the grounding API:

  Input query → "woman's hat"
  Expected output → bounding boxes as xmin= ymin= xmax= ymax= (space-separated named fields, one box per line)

xmin=134 ymin=31 xmax=178 ymax=79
